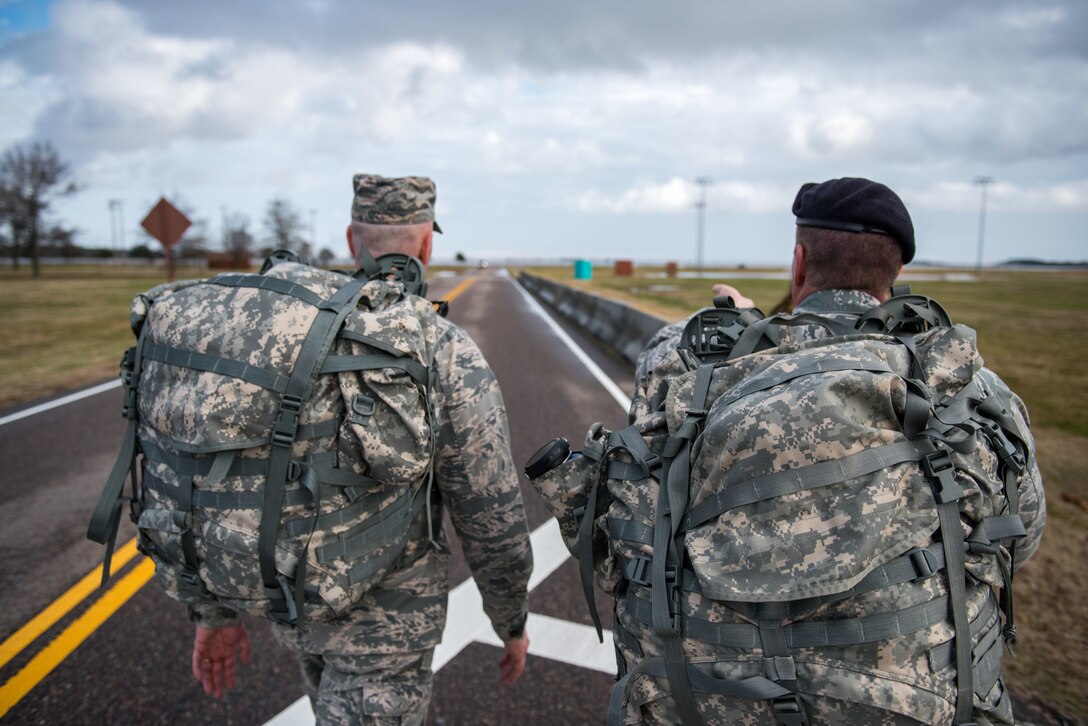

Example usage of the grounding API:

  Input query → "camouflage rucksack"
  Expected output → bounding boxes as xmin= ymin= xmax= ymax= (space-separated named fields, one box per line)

xmin=88 ymin=251 xmax=441 ymax=626
xmin=528 ymin=293 xmax=1036 ymax=725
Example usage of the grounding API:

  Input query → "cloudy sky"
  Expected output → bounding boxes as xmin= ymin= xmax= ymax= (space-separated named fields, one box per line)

xmin=1 ymin=0 xmax=1086 ymax=265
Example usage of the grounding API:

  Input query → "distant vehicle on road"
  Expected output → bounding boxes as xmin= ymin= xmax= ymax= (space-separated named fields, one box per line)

xmin=477 ymin=260 xmax=489 ymax=269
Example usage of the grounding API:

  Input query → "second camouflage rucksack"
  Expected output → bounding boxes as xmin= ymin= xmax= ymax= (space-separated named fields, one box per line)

xmin=88 ymin=252 xmax=442 ymax=625
xmin=528 ymin=293 xmax=1038 ymax=725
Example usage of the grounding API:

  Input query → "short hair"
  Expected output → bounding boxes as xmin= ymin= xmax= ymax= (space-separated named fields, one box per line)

xmin=796 ymin=226 xmax=902 ymax=298
xmin=350 ymin=221 xmax=431 ymax=260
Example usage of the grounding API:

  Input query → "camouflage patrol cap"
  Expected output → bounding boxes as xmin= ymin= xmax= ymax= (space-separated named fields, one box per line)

xmin=351 ymin=174 xmax=443 ymax=233
xmin=793 ymin=177 xmax=914 ymax=263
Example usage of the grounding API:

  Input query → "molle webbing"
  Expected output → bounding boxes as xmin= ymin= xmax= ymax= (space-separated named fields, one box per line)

xmin=313 ymin=489 xmax=420 ymax=564
xmin=142 ymin=342 xmax=290 ymax=394
xmin=142 ymin=469 xmax=314 ymax=510
xmin=345 ymin=498 xmax=428 ymax=586
xmin=207 ymin=273 xmax=337 ymax=309
xmin=321 ymin=353 xmax=428 ymax=386
xmin=626 ymin=541 xmax=949 ymax=621
xmin=627 ymin=587 xmax=953 ymax=649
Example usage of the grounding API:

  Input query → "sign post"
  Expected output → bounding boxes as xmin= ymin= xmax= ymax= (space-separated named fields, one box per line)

xmin=140 ymin=197 xmax=191 ymax=281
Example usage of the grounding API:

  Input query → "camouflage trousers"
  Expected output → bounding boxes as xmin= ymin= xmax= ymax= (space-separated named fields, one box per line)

xmin=272 ymin=626 xmax=435 ymax=726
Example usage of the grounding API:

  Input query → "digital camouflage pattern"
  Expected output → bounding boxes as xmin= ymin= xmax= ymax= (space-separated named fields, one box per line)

xmin=116 ymin=260 xmax=531 ymax=721
xmin=530 ymin=288 xmax=1044 ymax=725
xmin=351 ymin=174 xmax=442 ymax=232
xmin=264 ymin=311 xmax=533 ymax=723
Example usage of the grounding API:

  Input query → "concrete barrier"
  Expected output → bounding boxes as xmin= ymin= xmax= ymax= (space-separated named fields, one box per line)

xmin=518 ymin=272 xmax=669 ymax=369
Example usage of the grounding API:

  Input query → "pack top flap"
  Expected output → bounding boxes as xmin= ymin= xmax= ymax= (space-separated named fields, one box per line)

xmin=669 ymin=326 xmax=982 ymax=603
xmin=136 ymin=263 xmax=362 ymax=454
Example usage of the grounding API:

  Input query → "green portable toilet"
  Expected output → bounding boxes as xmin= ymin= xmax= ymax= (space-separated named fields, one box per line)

xmin=573 ymin=259 xmax=592 ymax=280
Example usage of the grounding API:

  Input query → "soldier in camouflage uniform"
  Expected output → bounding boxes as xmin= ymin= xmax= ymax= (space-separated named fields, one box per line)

xmin=619 ymin=177 xmax=1045 ymax=724
xmin=189 ymin=174 xmax=533 ymax=725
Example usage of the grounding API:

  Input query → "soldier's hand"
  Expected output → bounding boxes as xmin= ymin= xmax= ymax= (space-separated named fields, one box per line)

xmin=712 ymin=283 xmax=755 ymax=308
xmin=192 ymin=623 xmax=252 ymax=698
xmin=499 ymin=633 xmax=530 ymax=684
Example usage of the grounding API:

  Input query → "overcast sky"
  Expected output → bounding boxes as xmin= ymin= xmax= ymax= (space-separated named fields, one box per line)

xmin=2 ymin=0 xmax=1086 ymax=265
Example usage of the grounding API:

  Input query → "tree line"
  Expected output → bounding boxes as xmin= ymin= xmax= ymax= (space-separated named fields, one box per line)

xmin=1 ymin=140 xmax=335 ymax=276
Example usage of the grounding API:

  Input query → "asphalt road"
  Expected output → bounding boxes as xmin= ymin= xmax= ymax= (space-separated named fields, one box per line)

xmin=0 ymin=268 xmax=636 ymax=725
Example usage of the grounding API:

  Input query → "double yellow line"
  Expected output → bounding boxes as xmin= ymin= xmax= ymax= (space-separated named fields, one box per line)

xmin=0 ymin=538 xmax=155 ymax=717
xmin=0 ymin=273 xmax=480 ymax=718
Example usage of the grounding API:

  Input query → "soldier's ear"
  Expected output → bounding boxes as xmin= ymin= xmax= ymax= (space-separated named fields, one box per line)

xmin=791 ymin=243 xmax=806 ymax=289
xmin=419 ymin=230 xmax=433 ymax=265
xmin=346 ymin=225 xmax=356 ymax=259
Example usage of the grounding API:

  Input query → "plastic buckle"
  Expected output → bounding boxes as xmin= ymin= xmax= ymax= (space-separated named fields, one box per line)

xmin=771 ymin=695 xmax=809 ymax=726
xmin=625 ymin=556 xmax=651 ymax=587
xmin=908 ymin=547 xmax=938 ymax=580
xmin=981 ymin=420 xmax=1026 ymax=474
xmin=922 ymin=449 xmax=964 ymax=503
xmin=286 ymin=460 xmax=302 ymax=482
xmin=272 ymin=395 xmax=303 ymax=448
xmin=666 ymin=569 xmax=683 ymax=633
xmin=350 ymin=393 xmax=376 ymax=426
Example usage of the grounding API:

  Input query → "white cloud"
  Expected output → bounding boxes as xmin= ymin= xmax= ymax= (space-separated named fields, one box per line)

xmin=906 ymin=180 xmax=1088 ymax=212
xmin=5 ymin=0 xmax=1087 ymax=263
xmin=572 ymin=178 xmax=786 ymax=214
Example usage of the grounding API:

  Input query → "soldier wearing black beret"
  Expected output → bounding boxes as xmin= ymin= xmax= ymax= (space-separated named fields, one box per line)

xmin=786 ymin=176 xmax=914 ymax=309
xmin=643 ymin=176 xmax=917 ymax=378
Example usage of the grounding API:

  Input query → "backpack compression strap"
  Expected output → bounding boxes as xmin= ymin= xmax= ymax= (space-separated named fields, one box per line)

xmin=87 ymin=338 xmax=149 ymax=586
xmin=260 ymin=277 xmax=371 ymax=625
xmin=646 ymin=363 xmax=716 ymax=726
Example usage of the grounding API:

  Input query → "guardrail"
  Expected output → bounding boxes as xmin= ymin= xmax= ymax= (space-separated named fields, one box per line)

xmin=518 ymin=272 xmax=668 ymax=367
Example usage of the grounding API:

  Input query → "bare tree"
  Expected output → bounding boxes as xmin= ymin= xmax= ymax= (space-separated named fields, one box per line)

xmin=0 ymin=183 xmax=21 ymax=270
xmin=0 ymin=141 xmax=79 ymax=277
xmin=171 ymin=196 xmax=209 ymax=266
xmin=223 ymin=211 xmax=255 ymax=267
xmin=262 ymin=197 xmax=304 ymax=254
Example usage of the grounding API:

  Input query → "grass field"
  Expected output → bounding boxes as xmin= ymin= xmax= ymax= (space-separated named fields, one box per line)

xmin=1 ymin=262 xmax=1085 ymax=721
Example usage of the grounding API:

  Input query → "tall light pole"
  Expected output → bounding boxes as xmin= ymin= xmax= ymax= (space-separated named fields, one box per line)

xmin=108 ymin=199 xmax=125 ymax=254
xmin=974 ymin=176 xmax=993 ymax=276
xmin=108 ymin=199 xmax=119 ymax=252
xmin=310 ymin=208 xmax=317 ymax=253
xmin=694 ymin=176 xmax=712 ymax=273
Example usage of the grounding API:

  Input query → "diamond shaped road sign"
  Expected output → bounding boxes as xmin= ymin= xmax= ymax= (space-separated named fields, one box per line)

xmin=140 ymin=197 xmax=191 ymax=250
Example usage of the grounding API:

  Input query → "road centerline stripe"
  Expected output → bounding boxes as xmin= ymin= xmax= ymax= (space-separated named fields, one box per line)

xmin=0 ymin=557 xmax=156 ymax=718
xmin=0 ymin=537 xmax=141 ymax=671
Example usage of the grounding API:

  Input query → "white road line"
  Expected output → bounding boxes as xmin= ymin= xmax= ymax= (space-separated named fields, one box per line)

xmin=475 ymin=613 xmax=616 ymax=675
xmin=0 ymin=379 xmax=121 ymax=427
xmin=509 ymin=274 xmax=632 ymax=412
xmin=266 ymin=519 xmax=612 ymax=726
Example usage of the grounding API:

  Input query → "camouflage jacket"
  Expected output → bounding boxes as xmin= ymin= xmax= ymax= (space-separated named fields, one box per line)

xmin=191 ymin=315 xmax=533 ymax=653
xmin=635 ymin=288 xmax=1046 ymax=566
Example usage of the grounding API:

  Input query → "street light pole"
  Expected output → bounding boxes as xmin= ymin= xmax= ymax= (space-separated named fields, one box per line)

xmin=974 ymin=176 xmax=993 ymax=276
xmin=108 ymin=199 xmax=119 ymax=253
xmin=310 ymin=209 xmax=317 ymax=253
xmin=695 ymin=176 xmax=712 ymax=274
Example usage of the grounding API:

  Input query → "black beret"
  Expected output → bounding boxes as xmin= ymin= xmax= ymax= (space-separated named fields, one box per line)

xmin=792 ymin=177 xmax=915 ymax=263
